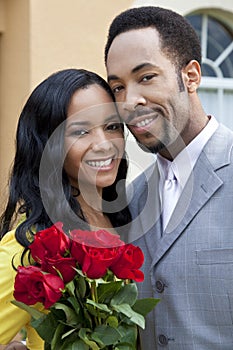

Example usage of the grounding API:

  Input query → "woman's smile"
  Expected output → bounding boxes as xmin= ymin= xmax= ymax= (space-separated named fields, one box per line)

xmin=64 ymin=84 xmax=125 ymax=190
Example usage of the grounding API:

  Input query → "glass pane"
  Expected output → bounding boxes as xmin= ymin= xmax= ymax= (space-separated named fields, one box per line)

xmin=186 ymin=15 xmax=202 ymax=41
xmin=207 ymin=17 xmax=232 ymax=62
xmin=199 ymin=88 xmax=233 ymax=130
xmin=186 ymin=14 xmax=233 ymax=78
xmin=186 ymin=15 xmax=202 ymax=31
xmin=223 ymin=90 xmax=233 ymax=129
xmin=220 ymin=50 xmax=233 ymax=78
xmin=201 ymin=63 xmax=217 ymax=77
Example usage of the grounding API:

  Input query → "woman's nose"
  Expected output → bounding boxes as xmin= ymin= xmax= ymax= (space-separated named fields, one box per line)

xmin=91 ymin=131 xmax=113 ymax=152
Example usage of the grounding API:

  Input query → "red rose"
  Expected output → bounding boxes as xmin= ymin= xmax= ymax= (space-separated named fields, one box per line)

xmin=14 ymin=266 xmax=64 ymax=308
xmin=70 ymin=240 xmax=85 ymax=266
xmin=70 ymin=229 xmax=124 ymax=248
xmin=70 ymin=230 xmax=124 ymax=279
xmin=40 ymin=256 xmax=77 ymax=283
xmin=110 ymin=244 xmax=144 ymax=282
xmin=71 ymin=241 xmax=121 ymax=279
xmin=30 ymin=222 xmax=71 ymax=262
xmin=30 ymin=222 xmax=76 ymax=283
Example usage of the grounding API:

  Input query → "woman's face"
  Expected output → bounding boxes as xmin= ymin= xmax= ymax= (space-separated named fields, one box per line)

xmin=64 ymin=84 xmax=125 ymax=194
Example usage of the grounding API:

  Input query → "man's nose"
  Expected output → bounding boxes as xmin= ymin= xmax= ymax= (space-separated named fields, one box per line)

xmin=122 ymin=88 xmax=146 ymax=113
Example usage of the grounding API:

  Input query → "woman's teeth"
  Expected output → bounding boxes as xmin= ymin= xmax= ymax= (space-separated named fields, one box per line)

xmin=87 ymin=158 xmax=112 ymax=168
xmin=136 ymin=118 xmax=153 ymax=128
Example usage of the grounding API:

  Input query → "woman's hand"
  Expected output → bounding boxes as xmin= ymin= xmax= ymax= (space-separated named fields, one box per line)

xmin=0 ymin=342 xmax=27 ymax=350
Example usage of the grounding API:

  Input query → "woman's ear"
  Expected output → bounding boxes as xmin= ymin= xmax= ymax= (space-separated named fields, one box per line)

xmin=182 ymin=60 xmax=201 ymax=93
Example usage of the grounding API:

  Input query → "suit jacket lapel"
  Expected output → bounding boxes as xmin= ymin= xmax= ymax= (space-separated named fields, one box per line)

xmin=131 ymin=162 xmax=163 ymax=260
xmin=145 ymin=124 xmax=233 ymax=266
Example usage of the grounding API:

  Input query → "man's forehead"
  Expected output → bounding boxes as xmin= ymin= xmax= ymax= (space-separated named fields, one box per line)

xmin=106 ymin=29 xmax=162 ymax=78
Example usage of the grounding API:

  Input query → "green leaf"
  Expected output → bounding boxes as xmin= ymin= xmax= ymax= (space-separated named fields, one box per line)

xmin=86 ymin=299 xmax=112 ymax=313
xmin=110 ymin=283 xmax=138 ymax=307
xmin=51 ymin=323 xmax=66 ymax=350
xmin=106 ymin=315 xmax=118 ymax=328
xmin=73 ymin=267 xmax=86 ymax=278
xmin=78 ymin=328 xmax=100 ymax=350
xmin=83 ymin=307 xmax=93 ymax=329
xmin=112 ymin=304 xmax=145 ymax=329
xmin=132 ymin=297 xmax=160 ymax=317
xmin=11 ymin=300 xmax=45 ymax=320
xmin=76 ymin=274 xmax=87 ymax=298
xmin=65 ymin=280 xmax=76 ymax=297
xmin=85 ymin=303 xmax=108 ymax=320
xmin=67 ymin=296 xmax=81 ymax=314
xmin=53 ymin=302 xmax=79 ymax=326
xmin=91 ymin=324 xmax=121 ymax=346
xmin=115 ymin=345 xmax=135 ymax=350
xmin=31 ymin=312 xmax=58 ymax=343
xmin=66 ymin=339 xmax=89 ymax=350
xmin=97 ymin=280 xmax=123 ymax=303
xmin=117 ymin=323 xmax=137 ymax=347
xmin=60 ymin=337 xmax=89 ymax=350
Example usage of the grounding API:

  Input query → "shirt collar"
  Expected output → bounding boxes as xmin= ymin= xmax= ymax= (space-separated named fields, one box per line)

xmin=157 ymin=116 xmax=219 ymax=187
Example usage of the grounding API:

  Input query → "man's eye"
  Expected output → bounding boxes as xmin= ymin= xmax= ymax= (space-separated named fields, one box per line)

xmin=141 ymin=74 xmax=156 ymax=82
xmin=112 ymin=85 xmax=124 ymax=94
xmin=107 ymin=122 xmax=122 ymax=131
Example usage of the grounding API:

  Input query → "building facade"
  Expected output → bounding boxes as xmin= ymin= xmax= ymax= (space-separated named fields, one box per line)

xmin=0 ymin=0 xmax=232 ymax=203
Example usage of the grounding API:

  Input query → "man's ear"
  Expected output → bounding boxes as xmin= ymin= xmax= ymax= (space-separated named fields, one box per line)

xmin=182 ymin=60 xmax=201 ymax=93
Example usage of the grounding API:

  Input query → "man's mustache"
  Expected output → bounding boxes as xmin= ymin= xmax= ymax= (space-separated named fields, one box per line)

xmin=119 ymin=107 xmax=163 ymax=125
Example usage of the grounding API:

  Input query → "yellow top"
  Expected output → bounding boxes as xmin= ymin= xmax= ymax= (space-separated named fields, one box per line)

xmin=0 ymin=229 xmax=44 ymax=350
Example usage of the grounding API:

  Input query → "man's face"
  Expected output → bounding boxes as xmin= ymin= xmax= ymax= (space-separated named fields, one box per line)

xmin=106 ymin=27 xmax=192 ymax=156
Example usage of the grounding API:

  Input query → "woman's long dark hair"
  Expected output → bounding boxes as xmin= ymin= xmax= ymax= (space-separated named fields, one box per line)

xmin=0 ymin=68 xmax=131 ymax=246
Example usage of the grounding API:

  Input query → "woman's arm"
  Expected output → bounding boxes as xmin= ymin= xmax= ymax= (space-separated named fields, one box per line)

xmin=0 ymin=231 xmax=44 ymax=350
xmin=0 ymin=230 xmax=31 ymax=344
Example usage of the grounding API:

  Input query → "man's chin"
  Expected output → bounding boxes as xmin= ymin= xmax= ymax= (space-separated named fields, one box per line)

xmin=136 ymin=139 xmax=166 ymax=154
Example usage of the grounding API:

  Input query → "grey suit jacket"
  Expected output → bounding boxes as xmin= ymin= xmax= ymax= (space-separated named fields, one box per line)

xmin=128 ymin=124 xmax=233 ymax=349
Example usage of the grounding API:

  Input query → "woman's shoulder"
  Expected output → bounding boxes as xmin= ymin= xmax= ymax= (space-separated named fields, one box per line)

xmin=0 ymin=228 xmax=21 ymax=248
xmin=0 ymin=214 xmax=27 ymax=250
xmin=0 ymin=228 xmax=25 ymax=267
xmin=1 ymin=227 xmax=16 ymax=242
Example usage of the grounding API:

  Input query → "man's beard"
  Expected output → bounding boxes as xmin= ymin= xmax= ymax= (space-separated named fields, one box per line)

xmin=131 ymin=119 xmax=171 ymax=154
xmin=136 ymin=138 xmax=166 ymax=154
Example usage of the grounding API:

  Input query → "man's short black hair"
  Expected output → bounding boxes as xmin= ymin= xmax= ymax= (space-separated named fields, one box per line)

xmin=105 ymin=6 xmax=201 ymax=71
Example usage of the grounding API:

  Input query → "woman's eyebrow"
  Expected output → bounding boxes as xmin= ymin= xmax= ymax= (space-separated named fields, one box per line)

xmin=66 ymin=114 xmax=120 ymax=129
xmin=104 ymin=114 xmax=120 ymax=122
xmin=66 ymin=120 xmax=90 ymax=129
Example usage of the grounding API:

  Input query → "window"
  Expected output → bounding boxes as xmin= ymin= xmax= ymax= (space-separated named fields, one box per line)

xmin=187 ymin=14 xmax=233 ymax=129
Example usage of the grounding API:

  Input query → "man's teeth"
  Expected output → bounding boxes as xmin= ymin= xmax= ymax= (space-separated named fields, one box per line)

xmin=87 ymin=158 xmax=112 ymax=167
xmin=136 ymin=118 xmax=153 ymax=128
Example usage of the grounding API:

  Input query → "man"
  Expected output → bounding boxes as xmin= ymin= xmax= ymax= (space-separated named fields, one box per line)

xmin=105 ymin=6 xmax=233 ymax=349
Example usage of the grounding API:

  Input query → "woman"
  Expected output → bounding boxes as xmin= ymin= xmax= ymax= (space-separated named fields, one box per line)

xmin=0 ymin=68 xmax=131 ymax=349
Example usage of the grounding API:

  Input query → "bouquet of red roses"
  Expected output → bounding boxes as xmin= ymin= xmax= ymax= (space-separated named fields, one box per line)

xmin=12 ymin=223 xmax=159 ymax=349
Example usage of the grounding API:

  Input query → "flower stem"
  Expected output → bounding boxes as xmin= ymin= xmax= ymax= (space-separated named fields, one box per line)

xmin=90 ymin=280 xmax=101 ymax=326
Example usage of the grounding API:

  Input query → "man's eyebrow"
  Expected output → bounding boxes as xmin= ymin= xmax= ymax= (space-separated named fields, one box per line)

xmin=107 ymin=74 xmax=119 ymax=82
xmin=132 ymin=62 xmax=156 ymax=73
xmin=108 ymin=62 xmax=157 ymax=82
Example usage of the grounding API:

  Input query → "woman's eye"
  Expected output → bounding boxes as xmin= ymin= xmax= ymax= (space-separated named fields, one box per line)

xmin=72 ymin=129 xmax=88 ymax=136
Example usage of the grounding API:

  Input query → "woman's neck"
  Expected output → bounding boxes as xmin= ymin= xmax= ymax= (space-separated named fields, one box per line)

xmin=77 ymin=193 xmax=114 ymax=232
